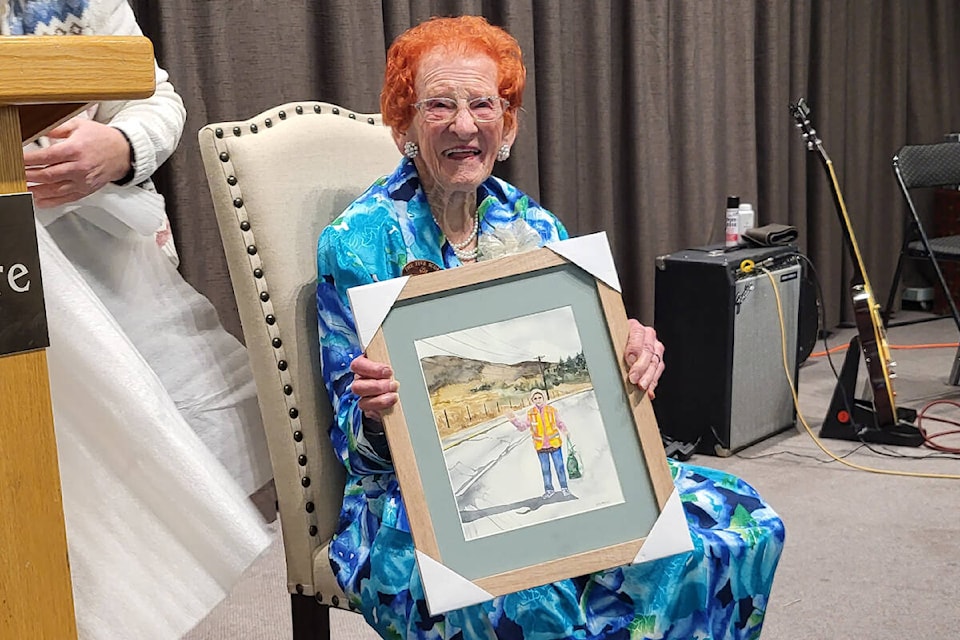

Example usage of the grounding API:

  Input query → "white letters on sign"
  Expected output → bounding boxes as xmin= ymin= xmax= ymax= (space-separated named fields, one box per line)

xmin=0 ymin=263 xmax=32 ymax=294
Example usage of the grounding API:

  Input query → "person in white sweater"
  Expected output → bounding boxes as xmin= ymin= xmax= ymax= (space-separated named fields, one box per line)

xmin=5 ymin=1 xmax=274 ymax=638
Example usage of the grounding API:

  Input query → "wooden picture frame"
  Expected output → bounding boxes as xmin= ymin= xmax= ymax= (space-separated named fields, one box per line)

xmin=349 ymin=234 xmax=690 ymax=615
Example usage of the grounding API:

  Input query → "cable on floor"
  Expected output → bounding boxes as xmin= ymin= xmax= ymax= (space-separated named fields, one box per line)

xmin=810 ymin=342 xmax=960 ymax=358
xmin=915 ymin=399 xmax=960 ymax=454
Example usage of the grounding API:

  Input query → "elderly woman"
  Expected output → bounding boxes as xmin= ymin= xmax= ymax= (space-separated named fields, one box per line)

xmin=317 ymin=15 xmax=783 ymax=640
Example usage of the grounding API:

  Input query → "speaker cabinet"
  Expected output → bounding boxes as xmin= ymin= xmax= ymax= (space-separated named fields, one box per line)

xmin=653 ymin=245 xmax=801 ymax=455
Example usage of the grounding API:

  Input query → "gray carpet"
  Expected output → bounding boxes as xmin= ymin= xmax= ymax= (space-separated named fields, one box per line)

xmin=185 ymin=316 xmax=960 ymax=640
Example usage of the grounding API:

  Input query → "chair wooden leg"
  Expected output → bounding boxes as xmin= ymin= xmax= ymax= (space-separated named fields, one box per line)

xmin=291 ymin=594 xmax=331 ymax=640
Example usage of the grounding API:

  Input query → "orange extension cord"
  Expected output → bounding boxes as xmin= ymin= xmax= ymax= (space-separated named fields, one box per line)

xmin=810 ymin=342 xmax=960 ymax=358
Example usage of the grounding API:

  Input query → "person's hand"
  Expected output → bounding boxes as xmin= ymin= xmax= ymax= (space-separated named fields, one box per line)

xmin=505 ymin=410 xmax=516 ymax=421
xmin=624 ymin=319 xmax=665 ymax=399
xmin=23 ymin=119 xmax=132 ymax=208
xmin=350 ymin=354 xmax=399 ymax=422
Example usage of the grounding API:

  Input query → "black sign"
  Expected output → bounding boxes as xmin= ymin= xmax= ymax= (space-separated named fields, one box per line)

xmin=0 ymin=193 xmax=49 ymax=358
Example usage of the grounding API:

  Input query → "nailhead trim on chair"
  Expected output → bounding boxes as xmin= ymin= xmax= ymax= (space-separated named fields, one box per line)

xmin=211 ymin=103 xmax=381 ymax=608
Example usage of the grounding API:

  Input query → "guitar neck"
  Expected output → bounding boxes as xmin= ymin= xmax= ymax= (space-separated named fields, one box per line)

xmin=823 ymin=158 xmax=875 ymax=292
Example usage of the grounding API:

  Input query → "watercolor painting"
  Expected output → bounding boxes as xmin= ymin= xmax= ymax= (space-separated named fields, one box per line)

xmin=414 ymin=305 xmax=625 ymax=541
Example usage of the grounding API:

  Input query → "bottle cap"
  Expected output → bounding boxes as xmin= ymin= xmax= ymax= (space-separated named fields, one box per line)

xmin=727 ymin=196 xmax=740 ymax=209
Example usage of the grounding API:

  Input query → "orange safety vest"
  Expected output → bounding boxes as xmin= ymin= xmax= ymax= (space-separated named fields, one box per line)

xmin=527 ymin=405 xmax=562 ymax=450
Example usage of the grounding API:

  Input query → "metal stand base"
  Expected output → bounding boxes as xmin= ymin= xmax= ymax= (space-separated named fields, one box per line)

xmin=820 ymin=336 xmax=923 ymax=447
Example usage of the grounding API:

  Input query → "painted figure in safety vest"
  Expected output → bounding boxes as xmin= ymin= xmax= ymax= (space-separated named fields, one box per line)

xmin=506 ymin=388 xmax=571 ymax=498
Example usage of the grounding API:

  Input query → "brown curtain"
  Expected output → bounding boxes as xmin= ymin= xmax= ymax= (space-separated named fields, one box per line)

xmin=131 ymin=0 xmax=960 ymax=339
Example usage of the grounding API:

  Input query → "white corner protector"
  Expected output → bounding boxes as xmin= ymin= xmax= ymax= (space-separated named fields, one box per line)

xmin=416 ymin=550 xmax=495 ymax=616
xmin=347 ymin=276 xmax=409 ymax=350
xmin=546 ymin=232 xmax=622 ymax=292
xmin=633 ymin=489 xmax=694 ymax=564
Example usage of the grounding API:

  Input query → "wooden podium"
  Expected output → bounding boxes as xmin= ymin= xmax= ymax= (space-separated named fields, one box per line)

xmin=0 ymin=36 xmax=155 ymax=638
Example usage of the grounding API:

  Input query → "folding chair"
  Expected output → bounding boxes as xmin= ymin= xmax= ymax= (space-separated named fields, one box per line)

xmin=882 ymin=140 xmax=960 ymax=384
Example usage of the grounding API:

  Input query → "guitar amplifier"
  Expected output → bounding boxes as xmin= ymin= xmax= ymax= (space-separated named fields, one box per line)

xmin=652 ymin=244 xmax=802 ymax=456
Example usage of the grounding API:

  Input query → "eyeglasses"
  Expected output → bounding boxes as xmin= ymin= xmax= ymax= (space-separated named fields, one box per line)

xmin=412 ymin=96 xmax=509 ymax=124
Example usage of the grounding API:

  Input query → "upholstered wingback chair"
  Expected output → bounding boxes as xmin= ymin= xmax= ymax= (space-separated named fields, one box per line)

xmin=199 ymin=102 xmax=401 ymax=638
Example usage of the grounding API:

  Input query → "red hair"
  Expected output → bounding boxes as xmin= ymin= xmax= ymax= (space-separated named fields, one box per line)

xmin=381 ymin=15 xmax=525 ymax=133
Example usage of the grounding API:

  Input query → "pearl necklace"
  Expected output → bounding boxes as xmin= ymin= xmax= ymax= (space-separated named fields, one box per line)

xmin=435 ymin=214 xmax=480 ymax=261
xmin=435 ymin=213 xmax=479 ymax=249
xmin=452 ymin=244 xmax=479 ymax=261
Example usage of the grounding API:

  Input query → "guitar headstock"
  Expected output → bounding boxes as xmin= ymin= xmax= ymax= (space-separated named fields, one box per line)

xmin=789 ymin=98 xmax=830 ymax=165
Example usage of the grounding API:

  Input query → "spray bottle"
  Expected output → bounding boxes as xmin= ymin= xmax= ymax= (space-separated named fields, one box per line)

xmin=725 ymin=196 xmax=740 ymax=248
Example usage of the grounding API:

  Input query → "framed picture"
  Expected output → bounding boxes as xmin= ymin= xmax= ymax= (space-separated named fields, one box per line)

xmin=349 ymin=233 xmax=692 ymax=615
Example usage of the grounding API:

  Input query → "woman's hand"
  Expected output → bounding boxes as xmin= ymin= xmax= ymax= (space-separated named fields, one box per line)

xmin=23 ymin=119 xmax=132 ymax=208
xmin=624 ymin=319 xmax=665 ymax=399
xmin=350 ymin=354 xmax=399 ymax=421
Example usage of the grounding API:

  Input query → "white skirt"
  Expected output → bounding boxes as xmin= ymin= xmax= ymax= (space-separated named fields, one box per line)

xmin=39 ymin=216 xmax=272 ymax=639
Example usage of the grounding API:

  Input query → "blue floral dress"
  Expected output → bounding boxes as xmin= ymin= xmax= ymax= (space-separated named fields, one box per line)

xmin=316 ymin=158 xmax=785 ymax=639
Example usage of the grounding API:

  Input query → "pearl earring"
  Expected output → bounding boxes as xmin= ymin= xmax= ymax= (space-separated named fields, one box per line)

xmin=403 ymin=141 xmax=419 ymax=159
xmin=497 ymin=144 xmax=511 ymax=161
